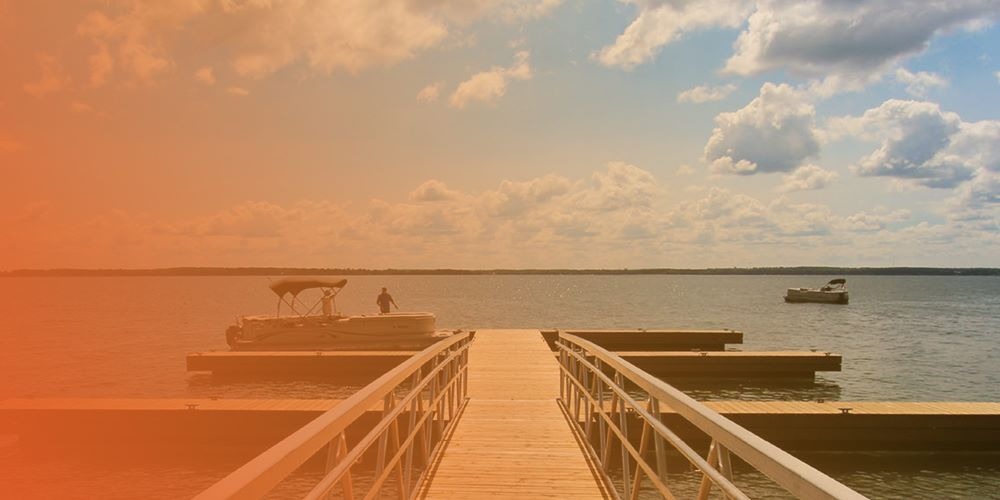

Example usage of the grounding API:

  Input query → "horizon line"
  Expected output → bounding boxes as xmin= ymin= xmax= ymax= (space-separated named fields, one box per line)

xmin=2 ymin=266 xmax=998 ymax=277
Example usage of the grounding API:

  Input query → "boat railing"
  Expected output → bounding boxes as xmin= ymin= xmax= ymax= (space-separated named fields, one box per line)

xmin=555 ymin=333 xmax=867 ymax=500
xmin=194 ymin=331 xmax=473 ymax=500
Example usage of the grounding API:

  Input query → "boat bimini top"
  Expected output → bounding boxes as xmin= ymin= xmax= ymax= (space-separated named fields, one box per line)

xmin=820 ymin=279 xmax=847 ymax=291
xmin=268 ymin=277 xmax=348 ymax=317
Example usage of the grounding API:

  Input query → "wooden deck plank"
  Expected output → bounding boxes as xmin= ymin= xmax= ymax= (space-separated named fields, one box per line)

xmin=419 ymin=329 xmax=610 ymax=499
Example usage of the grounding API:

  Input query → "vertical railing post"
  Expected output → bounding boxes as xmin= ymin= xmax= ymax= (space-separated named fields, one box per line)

xmin=374 ymin=392 xmax=396 ymax=499
xmin=616 ymin=371 xmax=632 ymax=500
xmin=595 ymin=356 xmax=607 ymax=476
xmin=324 ymin=433 xmax=354 ymax=500
xmin=696 ymin=440 xmax=720 ymax=500
xmin=650 ymin=398 xmax=668 ymax=482
xmin=402 ymin=371 xmax=422 ymax=498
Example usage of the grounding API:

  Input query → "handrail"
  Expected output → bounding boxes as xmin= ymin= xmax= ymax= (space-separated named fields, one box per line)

xmin=556 ymin=333 xmax=867 ymax=500
xmin=194 ymin=331 xmax=472 ymax=500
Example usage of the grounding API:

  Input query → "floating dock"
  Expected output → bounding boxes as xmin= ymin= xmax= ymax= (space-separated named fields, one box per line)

xmin=185 ymin=350 xmax=417 ymax=375
xmin=4 ymin=398 xmax=998 ymax=452
xmin=0 ymin=398 xmax=372 ymax=446
xmin=617 ymin=350 xmax=841 ymax=378
xmin=184 ymin=348 xmax=832 ymax=379
xmin=541 ymin=329 xmax=742 ymax=351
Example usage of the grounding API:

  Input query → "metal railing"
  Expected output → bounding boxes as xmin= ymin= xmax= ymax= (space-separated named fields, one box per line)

xmin=194 ymin=331 xmax=473 ymax=500
xmin=556 ymin=333 xmax=866 ymax=500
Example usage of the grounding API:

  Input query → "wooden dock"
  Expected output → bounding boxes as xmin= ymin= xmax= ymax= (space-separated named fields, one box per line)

xmin=417 ymin=329 xmax=611 ymax=499
xmin=185 ymin=350 xmax=417 ymax=375
xmin=0 ymin=398 xmax=375 ymax=446
xmin=541 ymin=329 xmax=742 ymax=351
xmin=691 ymin=401 xmax=1000 ymax=451
xmin=4 ymin=397 xmax=998 ymax=452
xmin=618 ymin=350 xmax=842 ymax=378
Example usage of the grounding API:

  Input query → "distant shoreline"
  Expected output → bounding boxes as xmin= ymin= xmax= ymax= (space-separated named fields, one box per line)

xmin=2 ymin=267 xmax=998 ymax=277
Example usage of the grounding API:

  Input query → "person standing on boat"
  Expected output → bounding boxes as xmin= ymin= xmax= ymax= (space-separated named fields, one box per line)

xmin=321 ymin=288 xmax=335 ymax=316
xmin=376 ymin=287 xmax=398 ymax=314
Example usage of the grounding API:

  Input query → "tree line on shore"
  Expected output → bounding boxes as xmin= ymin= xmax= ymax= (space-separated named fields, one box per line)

xmin=2 ymin=266 xmax=998 ymax=277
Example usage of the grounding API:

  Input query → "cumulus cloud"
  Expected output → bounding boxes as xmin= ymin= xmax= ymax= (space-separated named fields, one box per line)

xmin=779 ymin=165 xmax=837 ymax=192
xmin=194 ymin=66 xmax=215 ymax=85
xmin=23 ymin=54 xmax=70 ymax=97
xmin=417 ymin=82 xmax=442 ymax=102
xmin=76 ymin=5 xmax=186 ymax=83
xmin=594 ymin=0 xmax=752 ymax=70
xmin=704 ymin=83 xmax=820 ymax=175
xmin=410 ymin=180 xmax=461 ymax=202
xmin=677 ymin=84 xmax=736 ymax=103
xmin=7 ymin=163 xmax=997 ymax=268
xmin=725 ymin=0 xmax=997 ymax=93
xmin=71 ymin=101 xmax=94 ymax=114
xmin=895 ymin=68 xmax=948 ymax=97
xmin=847 ymin=100 xmax=971 ymax=188
xmin=449 ymin=51 xmax=532 ymax=109
xmin=578 ymin=161 xmax=661 ymax=211
xmin=226 ymin=86 xmax=250 ymax=96
xmin=88 ymin=44 xmax=114 ymax=87
xmin=166 ymin=201 xmax=299 ymax=238
xmin=74 ymin=0 xmax=560 ymax=84
xmin=844 ymin=207 xmax=911 ymax=232
xmin=480 ymin=174 xmax=573 ymax=217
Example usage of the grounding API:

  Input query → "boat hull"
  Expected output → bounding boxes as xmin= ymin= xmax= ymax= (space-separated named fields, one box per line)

xmin=784 ymin=289 xmax=849 ymax=304
xmin=230 ymin=312 xmax=442 ymax=350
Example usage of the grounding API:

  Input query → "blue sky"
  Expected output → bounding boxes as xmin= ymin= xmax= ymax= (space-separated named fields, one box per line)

xmin=1 ymin=0 xmax=999 ymax=269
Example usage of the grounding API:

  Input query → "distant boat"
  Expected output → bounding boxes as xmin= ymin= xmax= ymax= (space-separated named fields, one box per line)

xmin=784 ymin=279 xmax=849 ymax=304
xmin=225 ymin=277 xmax=445 ymax=350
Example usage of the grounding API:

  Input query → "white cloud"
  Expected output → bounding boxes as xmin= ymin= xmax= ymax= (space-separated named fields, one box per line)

xmin=449 ymin=51 xmax=532 ymax=109
xmin=996 ymin=70 xmax=1000 ymax=83
xmin=779 ymin=165 xmax=837 ymax=192
xmin=417 ymin=82 xmax=442 ymax=102
xmin=848 ymin=100 xmax=971 ymax=188
xmin=676 ymin=165 xmax=695 ymax=176
xmin=77 ymin=6 xmax=184 ymax=83
xmin=725 ymin=0 xmax=997 ymax=93
xmin=23 ymin=54 xmax=70 ymax=97
xmin=480 ymin=174 xmax=573 ymax=217
xmin=88 ymin=44 xmax=114 ymax=87
xmin=195 ymin=66 xmax=215 ymax=85
xmin=410 ymin=180 xmax=461 ymax=202
xmin=75 ymin=0 xmax=561 ymax=84
xmin=227 ymin=86 xmax=250 ymax=96
xmin=594 ymin=0 xmax=752 ymax=70
xmin=677 ymin=84 xmax=736 ymax=103
xmin=704 ymin=83 xmax=820 ymax=175
xmin=71 ymin=101 xmax=94 ymax=114
xmin=8 ymin=164 xmax=998 ymax=268
xmin=895 ymin=68 xmax=948 ymax=97
xmin=844 ymin=207 xmax=911 ymax=232
xmin=578 ymin=161 xmax=661 ymax=211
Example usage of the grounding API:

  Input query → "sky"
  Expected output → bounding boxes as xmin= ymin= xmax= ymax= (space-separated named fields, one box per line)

xmin=1 ymin=0 xmax=999 ymax=270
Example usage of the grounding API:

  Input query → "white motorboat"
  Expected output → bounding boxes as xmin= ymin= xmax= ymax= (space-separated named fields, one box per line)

xmin=225 ymin=278 xmax=444 ymax=350
xmin=784 ymin=279 xmax=849 ymax=304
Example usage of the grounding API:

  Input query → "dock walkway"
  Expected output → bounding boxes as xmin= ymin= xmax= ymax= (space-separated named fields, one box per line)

xmin=417 ymin=329 xmax=610 ymax=499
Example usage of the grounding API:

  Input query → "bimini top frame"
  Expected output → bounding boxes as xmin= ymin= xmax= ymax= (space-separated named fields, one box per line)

xmin=267 ymin=277 xmax=348 ymax=317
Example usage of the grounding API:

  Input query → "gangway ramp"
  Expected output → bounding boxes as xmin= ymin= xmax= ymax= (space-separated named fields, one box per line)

xmin=417 ymin=329 xmax=611 ymax=499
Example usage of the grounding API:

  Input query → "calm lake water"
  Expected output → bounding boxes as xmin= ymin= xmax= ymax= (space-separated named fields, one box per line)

xmin=1 ymin=275 xmax=998 ymax=498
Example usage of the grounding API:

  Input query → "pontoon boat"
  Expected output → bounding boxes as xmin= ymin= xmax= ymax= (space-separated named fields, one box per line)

xmin=225 ymin=278 xmax=444 ymax=350
xmin=784 ymin=279 xmax=849 ymax=304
